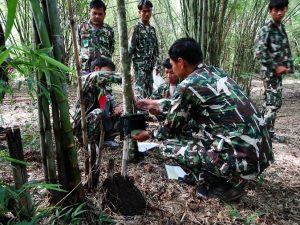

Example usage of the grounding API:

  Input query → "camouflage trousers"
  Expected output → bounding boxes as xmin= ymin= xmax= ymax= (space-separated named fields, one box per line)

xmin=133 ymin=68 xmax=153 ymax=98
xmin=74 ymin=108 xmax=104 ymax=144
xmin=160 ymin=136 xmax=265 ymax=186
xmin=262 ymin=75 xmax=283 ymax=133
xmin=74 ymin=108 xmax=119 ymax=145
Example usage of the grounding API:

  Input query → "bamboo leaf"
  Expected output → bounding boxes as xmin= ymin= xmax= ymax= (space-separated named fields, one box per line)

xmin=38 ymin=53 xmax=72 ymax=72
xmin=5 ymin=0 xmax=18 ymax=39
xmin=0 ymin=156 xmax=27 ymax=166
xmin=0 ymin=48 xmax=11 ymax=65
xmin=37 ymin=81 xmax=51 ymax=102
xmin=24 ymin=183 xmax=67 ymax=192
xmin=36 ymin=47 xmax=53 ymax=55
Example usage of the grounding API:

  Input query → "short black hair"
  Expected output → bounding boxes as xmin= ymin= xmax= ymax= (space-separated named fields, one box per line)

xmin=168 ymin=38 xmax=203 ymax=65
xmin=269 ymin=0 xmax=289 ymax=10
xmin=90 ymin=0 xmax=106 ymax=11
xmin=91 ymin=57 xmax=115 ymax=71
xmin=162 ymin=58 xmax=172 ymax=69
xmin=138 ymin=0 xmax=153 ymax=10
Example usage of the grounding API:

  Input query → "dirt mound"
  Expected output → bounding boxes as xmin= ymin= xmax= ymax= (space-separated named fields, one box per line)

xmin=102 ymin=173 xmax=147 ymax=216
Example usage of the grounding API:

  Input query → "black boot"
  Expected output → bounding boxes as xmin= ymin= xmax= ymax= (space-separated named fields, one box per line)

xmin=208 ymin=180 xmax=247 ymax=202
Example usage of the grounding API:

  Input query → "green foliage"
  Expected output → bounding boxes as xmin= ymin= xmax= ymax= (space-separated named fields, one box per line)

xmin=4 ymin=0 xmax=18 ymax=39
xmin=294 ymin=55 xmax=300 ymax=70
xmin=22 ymin=123 xmax=39 ymax=151
xmin=0 ymin=149 xmax=27 ymax=166
xmin=49 ymin=203 xmax=87 ymax=225
xmin=0 ymin=47 xmax=11 ymax=65
xmin=48 ymin=203 xmax=116 ymax=225
xmin=0 ymin=181 xmax=69 ymax=224
xmin=257 ymin=174 xmax=265 ymax=185
xmin=226 ymin=205 xmax=266 ymax=225
xmin=97 ymin=211 xmax=115 ymax=225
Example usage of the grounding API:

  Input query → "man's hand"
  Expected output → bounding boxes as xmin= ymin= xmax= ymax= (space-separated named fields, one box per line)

xmin=132 ymin=130 xmax=151 ymax=142
xmin=114 ymin=105 xmax=123 ymax=116
xmin=136 ymin=99 xmax=152 ymax=110
xmin=136 ymin=99 xmax=162 ymax=115
xmin=275 ymin=66 xmax=290 ymax=76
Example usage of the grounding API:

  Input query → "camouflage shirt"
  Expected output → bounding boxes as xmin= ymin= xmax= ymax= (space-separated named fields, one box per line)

xmin=78 ymin=21 xmax=114 ymax=72
xmin=255 ymin=19 xmax=293 ymax=78
xmin=155 ymin=64 xmax=274 ymax=175
xmin=73 ymin=71 xmax=122 ymax=129
xmin=128 ymin=21 xmax=160 ymax=71
xmin=151 ymin=82 xmax=178 ymax=100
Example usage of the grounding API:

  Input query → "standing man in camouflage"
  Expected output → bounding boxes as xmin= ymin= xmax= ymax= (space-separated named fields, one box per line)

xmin=134 ymin=38 xmax=274 ymax=202
xmin=151 ymin=58 xmax=179 ymax=100
xmin=255 ymin=0 xmax=293 ymax=138
xmin=78 ymin=0 xmax=114 ymax=74
xmin=129 ymin=0 xmax=160 ymax=98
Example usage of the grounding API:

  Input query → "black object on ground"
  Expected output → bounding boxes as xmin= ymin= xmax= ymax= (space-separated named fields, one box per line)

xmin=102 ymin=173 xmax=147 ymax=216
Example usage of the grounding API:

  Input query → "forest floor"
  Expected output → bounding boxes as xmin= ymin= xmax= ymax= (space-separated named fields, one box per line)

xmin=0 ymin=77 xmax=299 ymax=225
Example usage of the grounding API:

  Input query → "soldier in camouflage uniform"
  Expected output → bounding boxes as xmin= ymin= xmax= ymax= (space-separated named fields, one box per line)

xmin=151 ymin=58 xmax=179 ymax=100
xmin=78 ymin=0 xmax=114 ymax=74
xmin=129 ymin=0 xmax=160 ymax=98
xmin=134 ymin=38 xmax=274 ymax=202
xmin=255 ymin=0 xmax=293 ymax=138
xmin=73 ymin=57 xmax=122 ymax=148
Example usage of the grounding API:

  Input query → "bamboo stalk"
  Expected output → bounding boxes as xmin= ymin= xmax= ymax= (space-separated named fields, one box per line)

xmin=32 ymin=19 xmax=49 ymax=183
xmin=116 ymin=0 xmax=134 ymax=177
xmin=45 ymin=0 xmax=70 ymax=197
xmin=66 ymin=0 xmax=89 ymax=177
xmin=30 ymin=0 xmax=84 ymax=203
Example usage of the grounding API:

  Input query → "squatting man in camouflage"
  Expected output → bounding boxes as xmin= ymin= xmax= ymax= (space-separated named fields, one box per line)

xmin=73 ymin=57 xmax=122 ymax=148
xmin=133 ymin=38 xmax=274 ymax=202
xmin=151 ymin=58 xmax=180 ymax=100
xmin=150 ymin=58 xmax=180 ymax=121
xmin=129 ymin=0 xmax=160 ymax=98
xmin=78 ymin=0 xmax=114 ymax=74
xmin=255 ymin=0 xmax=293 ymax=139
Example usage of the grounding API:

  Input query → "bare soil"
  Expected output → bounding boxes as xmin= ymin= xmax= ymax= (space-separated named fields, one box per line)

xmin=0 ymin=78 xmax=299 ymax=224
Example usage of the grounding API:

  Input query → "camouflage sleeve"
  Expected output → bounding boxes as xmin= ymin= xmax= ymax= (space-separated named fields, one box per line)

xmin=77 ymin=24 xmax=82 ymax=48
xmin=110 ymin=28 xmax=115 ymax=56
xmin=153 ymin=27 xmax=160 ymax=70
xmin=255 ymin=26 xmax=278 ymax=70
xmin=154 ymin=94 xmax=187 ymax=140
xmin=128 ymin=26 xmax=137 ymax=59
xmin=86 ymin=71 xmax=122 ymax=87
xmin=150 ymin=84 xmax=163 ymax=99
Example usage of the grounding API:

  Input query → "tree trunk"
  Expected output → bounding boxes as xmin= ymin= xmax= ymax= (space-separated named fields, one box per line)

xmin=115 ymin=0 xmax=134 ymax=177
xmin=6 ymin=126 xmax=32 ymax=219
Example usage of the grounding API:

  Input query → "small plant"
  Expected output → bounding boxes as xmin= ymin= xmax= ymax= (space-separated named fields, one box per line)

xmin=49 ymin=203 xmax=87 ymax=225
xmin=97 ymin=211 xmax=115 ymax=225
xmin=22 ymin=123 xmax=39 ymax=152
xmin=257 ymin=174 xmax=265 ymax=185
xmin=226 ymin=205 xmax=266 ymax=225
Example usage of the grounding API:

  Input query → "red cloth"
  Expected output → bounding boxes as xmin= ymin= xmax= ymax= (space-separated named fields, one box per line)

xmin=98 ymin=95 xmax=107 ymax=110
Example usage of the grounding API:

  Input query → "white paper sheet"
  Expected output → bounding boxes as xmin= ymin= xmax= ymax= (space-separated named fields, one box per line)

xmin=137 ymin=142 xmax=159 ymax=152
xmin=165 ymin=165 xmax=187 ymax=180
